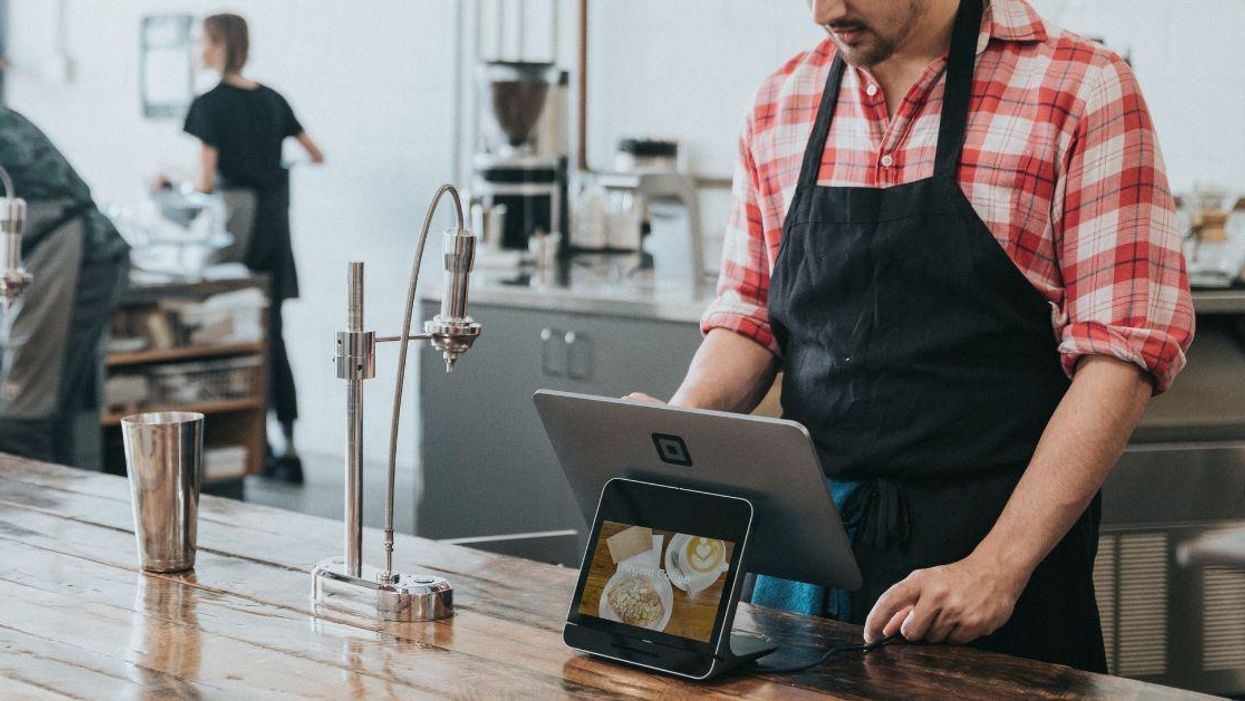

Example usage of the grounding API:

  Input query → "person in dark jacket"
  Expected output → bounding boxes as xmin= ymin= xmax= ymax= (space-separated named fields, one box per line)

xmin=182 ymin=12 xmax=324 ymax=483
xmin=0 ymin=107 xmax=129 ymax=467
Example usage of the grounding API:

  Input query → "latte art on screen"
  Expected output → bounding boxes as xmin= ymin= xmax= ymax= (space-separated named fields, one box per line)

xmin=684 ymin=537 xmax=725 ymax=574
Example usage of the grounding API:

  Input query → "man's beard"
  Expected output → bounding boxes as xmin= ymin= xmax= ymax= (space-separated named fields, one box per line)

xmin=827 ymin=28 xmax=901 ymax=66
xmin=823 ymin=0 xmax=928 ymax=67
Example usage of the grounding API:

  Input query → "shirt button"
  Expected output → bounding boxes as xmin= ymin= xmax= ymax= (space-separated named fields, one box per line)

xmin=880 ymin=154 xmax=894 ymax=168
xmin=865 ymin=84 xmax=878 ymax=97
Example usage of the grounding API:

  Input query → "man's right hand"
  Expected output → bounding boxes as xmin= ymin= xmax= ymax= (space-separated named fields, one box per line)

xmin=623 ymin=392 xmax=667 ymax=405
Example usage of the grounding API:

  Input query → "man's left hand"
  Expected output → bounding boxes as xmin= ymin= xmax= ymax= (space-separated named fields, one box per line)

xmin=863 ymin=554 xmax=1030 ymax=645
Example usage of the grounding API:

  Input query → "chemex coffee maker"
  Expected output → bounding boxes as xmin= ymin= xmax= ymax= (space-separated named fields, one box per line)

xmin=471 ymin=61 xmax=569 ymax=255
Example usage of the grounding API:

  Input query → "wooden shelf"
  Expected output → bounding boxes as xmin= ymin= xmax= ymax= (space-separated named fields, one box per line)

xmin=106 ymin=273 xmax=271 ymax=479
xmin=106 ymin=342 xmax=264 ymax=368
xmin=101 ymin=397 xmax=262 ymax=427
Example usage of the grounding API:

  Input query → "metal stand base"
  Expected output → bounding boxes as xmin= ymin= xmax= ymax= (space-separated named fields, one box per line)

xmin=717 ymin=632 xmax=779 ymax=675
xmin=311 ymin=557 xmax=453 ymax=622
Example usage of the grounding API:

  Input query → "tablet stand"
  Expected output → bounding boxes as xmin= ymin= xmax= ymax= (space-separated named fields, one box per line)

xmin=708 ymin=509 xmax=779 ymax=677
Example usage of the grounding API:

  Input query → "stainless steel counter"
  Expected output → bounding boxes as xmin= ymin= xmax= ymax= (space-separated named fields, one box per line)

xmin=430 ymin=261 xmax=1245 ymax=324
xmin=422 ymin=260 xmax=714 ymax=323
xmin=1188 ymin=285 xmax=1245 ymax=315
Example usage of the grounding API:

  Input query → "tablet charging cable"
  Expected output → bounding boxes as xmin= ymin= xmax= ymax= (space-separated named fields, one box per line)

xmin=753 ymin=634 xmax=900 ymax=674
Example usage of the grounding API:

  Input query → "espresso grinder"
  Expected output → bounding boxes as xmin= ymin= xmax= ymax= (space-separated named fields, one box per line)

xmin=471 ymin=61 xmax=569 ymax=256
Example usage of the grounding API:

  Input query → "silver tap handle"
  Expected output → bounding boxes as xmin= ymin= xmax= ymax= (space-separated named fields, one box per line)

xmin=441 ymin=227 xmax=475 ymax=320
xmin=0 ymin=166 xmax=30 ymax=309
xmin=425 ymin=227 xmax=482 ymax=373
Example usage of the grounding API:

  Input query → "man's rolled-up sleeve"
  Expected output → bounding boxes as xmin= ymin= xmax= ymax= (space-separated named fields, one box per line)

xmin=1054 ymin=54 xmax=1195 ymax=394
xmin=701 ymin=117 xmax=781 ymax=357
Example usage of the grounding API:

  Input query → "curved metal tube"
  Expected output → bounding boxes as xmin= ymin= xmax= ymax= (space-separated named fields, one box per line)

xmin=0 ymin=166 xmax=14 ymax=200
xmin=383 ymin=184 xmax=465 ymax=577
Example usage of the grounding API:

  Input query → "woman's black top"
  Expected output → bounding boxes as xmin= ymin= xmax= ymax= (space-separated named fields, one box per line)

xmin=183 ymin=83 xmax=303 ymax=189
xmin=184 ymin=82 xmax=303 ymax=301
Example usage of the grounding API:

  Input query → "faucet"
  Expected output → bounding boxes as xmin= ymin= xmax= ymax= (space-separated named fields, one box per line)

xmin=0 ymin=166 xmax=31 ymax=308
xmin=312 ymin=184 xmax=481 ymax=622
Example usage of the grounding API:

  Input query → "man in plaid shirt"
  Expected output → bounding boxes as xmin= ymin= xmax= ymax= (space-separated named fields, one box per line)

xmin=629 ymin=0 xmax=1194 ymax=671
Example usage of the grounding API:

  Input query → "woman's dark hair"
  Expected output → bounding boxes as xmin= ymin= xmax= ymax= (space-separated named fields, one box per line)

xmin=203 ymin=13 xmax=249 ymax=74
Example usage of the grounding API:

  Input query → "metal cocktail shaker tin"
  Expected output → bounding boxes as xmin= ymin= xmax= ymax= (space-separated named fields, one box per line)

xmin=121 ymin=411 xmax=204 ymax=572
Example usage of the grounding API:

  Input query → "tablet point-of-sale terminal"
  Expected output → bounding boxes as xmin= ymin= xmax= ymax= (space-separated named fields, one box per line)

xmin=535 ymin=390 xmax=862 ymax=680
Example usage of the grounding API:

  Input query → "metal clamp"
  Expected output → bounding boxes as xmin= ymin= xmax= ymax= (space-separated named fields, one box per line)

xmin=335 ymin=331 xmax=376 ymax=380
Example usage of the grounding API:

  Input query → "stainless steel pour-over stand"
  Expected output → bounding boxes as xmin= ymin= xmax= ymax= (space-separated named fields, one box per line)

xmin=311 ymin=184 xmax=481 ymax=622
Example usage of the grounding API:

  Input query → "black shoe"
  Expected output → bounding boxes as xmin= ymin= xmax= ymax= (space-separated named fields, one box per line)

xmin=262 ymin=446 xmax=277 ymax=477
xmin=266 ymin=454 xmax=304 ymax=485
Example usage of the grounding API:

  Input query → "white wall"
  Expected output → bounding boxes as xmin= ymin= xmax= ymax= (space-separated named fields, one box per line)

xmin=576 ymin=0 xmax=821 ymax=179
xmin=6 ymin=0 xmax=461 ymax=474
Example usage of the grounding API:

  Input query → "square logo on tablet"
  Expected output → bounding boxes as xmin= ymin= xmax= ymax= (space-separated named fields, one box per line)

xmin=652 ymin=434 xmax=692 ymax=467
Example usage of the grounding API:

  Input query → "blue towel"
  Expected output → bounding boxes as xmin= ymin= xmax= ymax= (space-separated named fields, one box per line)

xmin=751 ymin=478 xmax=866 ymax=620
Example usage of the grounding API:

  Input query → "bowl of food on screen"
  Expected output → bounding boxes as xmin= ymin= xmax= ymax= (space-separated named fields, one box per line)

xmin=599 ymin=525 xmax=674 ymax=631
xmin=599 ymin=568 xmax=673 ymax=631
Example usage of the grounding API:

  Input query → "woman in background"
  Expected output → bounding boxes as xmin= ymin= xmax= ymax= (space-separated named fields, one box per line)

xmin=184 ymin=12 xmax=324 ymax=483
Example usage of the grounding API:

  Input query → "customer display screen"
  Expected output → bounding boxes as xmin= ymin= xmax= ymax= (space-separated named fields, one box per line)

xmin=575 ymin=520 xmax=737 ymax=643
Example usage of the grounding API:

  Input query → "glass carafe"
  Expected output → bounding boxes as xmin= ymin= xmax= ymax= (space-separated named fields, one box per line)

xmin=1184 ymin=184 xmax=1245 ymax=288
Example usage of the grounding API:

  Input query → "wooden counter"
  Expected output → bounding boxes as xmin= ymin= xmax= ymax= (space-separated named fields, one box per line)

xmin=0 ymin=456 xmax=1211 ymax=699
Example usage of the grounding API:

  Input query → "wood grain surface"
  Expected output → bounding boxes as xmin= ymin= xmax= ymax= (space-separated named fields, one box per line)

xmin=0 ymin=454 xmax=1214 ymax=700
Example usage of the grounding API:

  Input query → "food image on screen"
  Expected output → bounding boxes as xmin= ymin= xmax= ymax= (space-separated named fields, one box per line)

xmin=607 ymin=576 xmax=664 ymax=626
xmin=577 ymin=521 xmax=735 ymax=643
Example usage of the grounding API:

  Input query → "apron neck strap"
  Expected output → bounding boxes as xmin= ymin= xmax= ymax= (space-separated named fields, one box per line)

xmin=794 ymin=0 xmax=984 ymax=192
xmin=795 ymin=54 xmax=847 ymax=194
xmin=934 ymin=0 xmax=985 ymax=179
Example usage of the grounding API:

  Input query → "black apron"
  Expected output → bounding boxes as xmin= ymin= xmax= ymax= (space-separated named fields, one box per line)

xmin=767 ymin=0 xmax=1106 ymax=672
xmin=222 ymin=172 xmax=299 ymax=303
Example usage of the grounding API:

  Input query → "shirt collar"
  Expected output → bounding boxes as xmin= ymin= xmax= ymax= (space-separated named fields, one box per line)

xmin=978 ymin=0 xmax=1048 ymax=54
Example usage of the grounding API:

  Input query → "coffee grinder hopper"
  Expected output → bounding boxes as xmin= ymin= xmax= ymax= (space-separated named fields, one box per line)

xmin=482 ymin=61 xmax=557 ymax=149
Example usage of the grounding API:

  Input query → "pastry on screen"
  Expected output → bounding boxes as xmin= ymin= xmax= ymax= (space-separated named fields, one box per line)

xmin=608 ymin=576 xmax=664 ymax=627
xmin=606 ymin=525 xmax=653 ymax=564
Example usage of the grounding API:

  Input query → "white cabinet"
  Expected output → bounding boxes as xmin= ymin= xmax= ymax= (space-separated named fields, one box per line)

xmin=417 ymin=300 xmax=702 ymax=565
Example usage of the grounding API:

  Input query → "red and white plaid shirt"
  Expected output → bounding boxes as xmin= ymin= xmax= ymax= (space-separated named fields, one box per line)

xmin=702 ymin=0 xmax=1194 ymax=392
